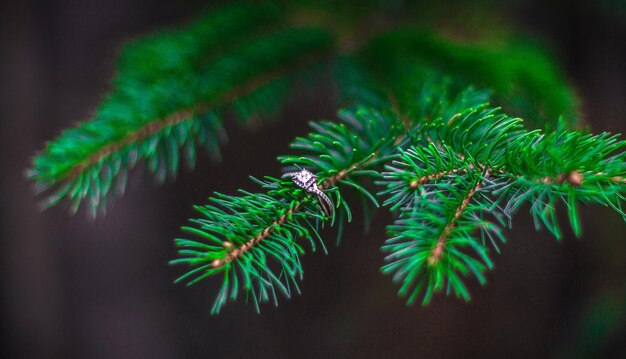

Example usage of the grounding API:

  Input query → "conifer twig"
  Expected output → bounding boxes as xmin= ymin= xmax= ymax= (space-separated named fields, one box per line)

xmin=428 ymin=171 xmax=490 ymax=265
xmin=64 ymin=53 xmax=328 ymax=182
xmin=212 ymin=157 xmax=374 ymax=268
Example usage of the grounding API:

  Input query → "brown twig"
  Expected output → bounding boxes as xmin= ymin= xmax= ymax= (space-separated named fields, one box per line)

xmin=611 ymin=175 xmax=626 ymax=184
xmin=428 ymin=171 xmax=491 ymax=265
xmin=211 ymin=161 xmax=368 ymax=268
xmin=211 ymin=202 xmax=305 ymax=268
xmin=410 ymin=166 xmax=474 ymax=189
xmin=423 ymin=168 xmax=590 ymax=265
xmin=62 ymin=53 xmax=329 ymax=181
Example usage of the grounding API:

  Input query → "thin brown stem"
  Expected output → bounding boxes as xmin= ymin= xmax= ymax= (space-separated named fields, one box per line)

xmin=411 ymin=161 xmax=587 ymax=190
xmin=410 ymin=165 xmax=476 ymax=189
xmin=211 ymin=202 xmax=305 ymax=268
xmin=611 ymin=175 xmax=626 ymax=184
xmin=423 ymin=168 xmax=593 ymax=265
xmin=63 ymin=53 xmax=329 ymax=181
xmin=212 ymin=161 xmax=368 ymax=268
xmin=428 ymin=171 xmax=491 ymax=265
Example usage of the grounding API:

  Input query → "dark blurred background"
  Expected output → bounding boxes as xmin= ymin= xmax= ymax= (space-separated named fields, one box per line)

xmin=1 ymin=1 xmax=625 ymax=358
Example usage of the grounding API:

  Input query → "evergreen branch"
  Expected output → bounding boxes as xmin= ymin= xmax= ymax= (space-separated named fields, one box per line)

xmin=29 ymin=26 xmax=334 ymax=216
xmin=211 ymin=165 xmax=362 ymax=270
xmin=172 ymin=177 xmax=326 ymax=314
xmin=496 ymin=127 xmax=626 ymax=237
xmin=379 ymin=113 xmax=626 ymax=305
xmin=65 ymin=54 xmax=323 ymax=181
xmin=172 ymin=161 xmax=374 ymax=314
xmin=28 ymin=0 xmax=626 ymax=315
xmin=173 ymin=56 xmax=624 ymax=311
xmin=174 ymin=68 xmax=624 ymax=312
xmin=381 ymin=171 xmax=504 ymax=305
xmin=172 ymin=74 xmax=513 ymax=312
xmin=172 ymin=103 xmax=410 ymax=313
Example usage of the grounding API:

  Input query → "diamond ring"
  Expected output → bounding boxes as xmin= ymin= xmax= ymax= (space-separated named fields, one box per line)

xmin=282 ymin=169 xmax=333 ymax=217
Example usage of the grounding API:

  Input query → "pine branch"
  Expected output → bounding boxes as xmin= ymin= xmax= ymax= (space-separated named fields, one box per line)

xmin=171 ymin=71 xmax=529 ymax=312
xmin=210 ymin=167 xmax=357 ymax=270
xmin=378 ymin=108 xmax=626 ymax=305
xmin=28 ymin=17 xmax=334 ymax=216
xmin=172 ymin=178 xmax=323 ymax=314
xmin=382 ymin=170 xmax=504 ymax=305
xmin=27 ymin=1 xmax=626 ymax=315
xmin=174 ymin=65 xmax=592 ymax=312
xmin=172 ymin=102 xmax=411 ymax=313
